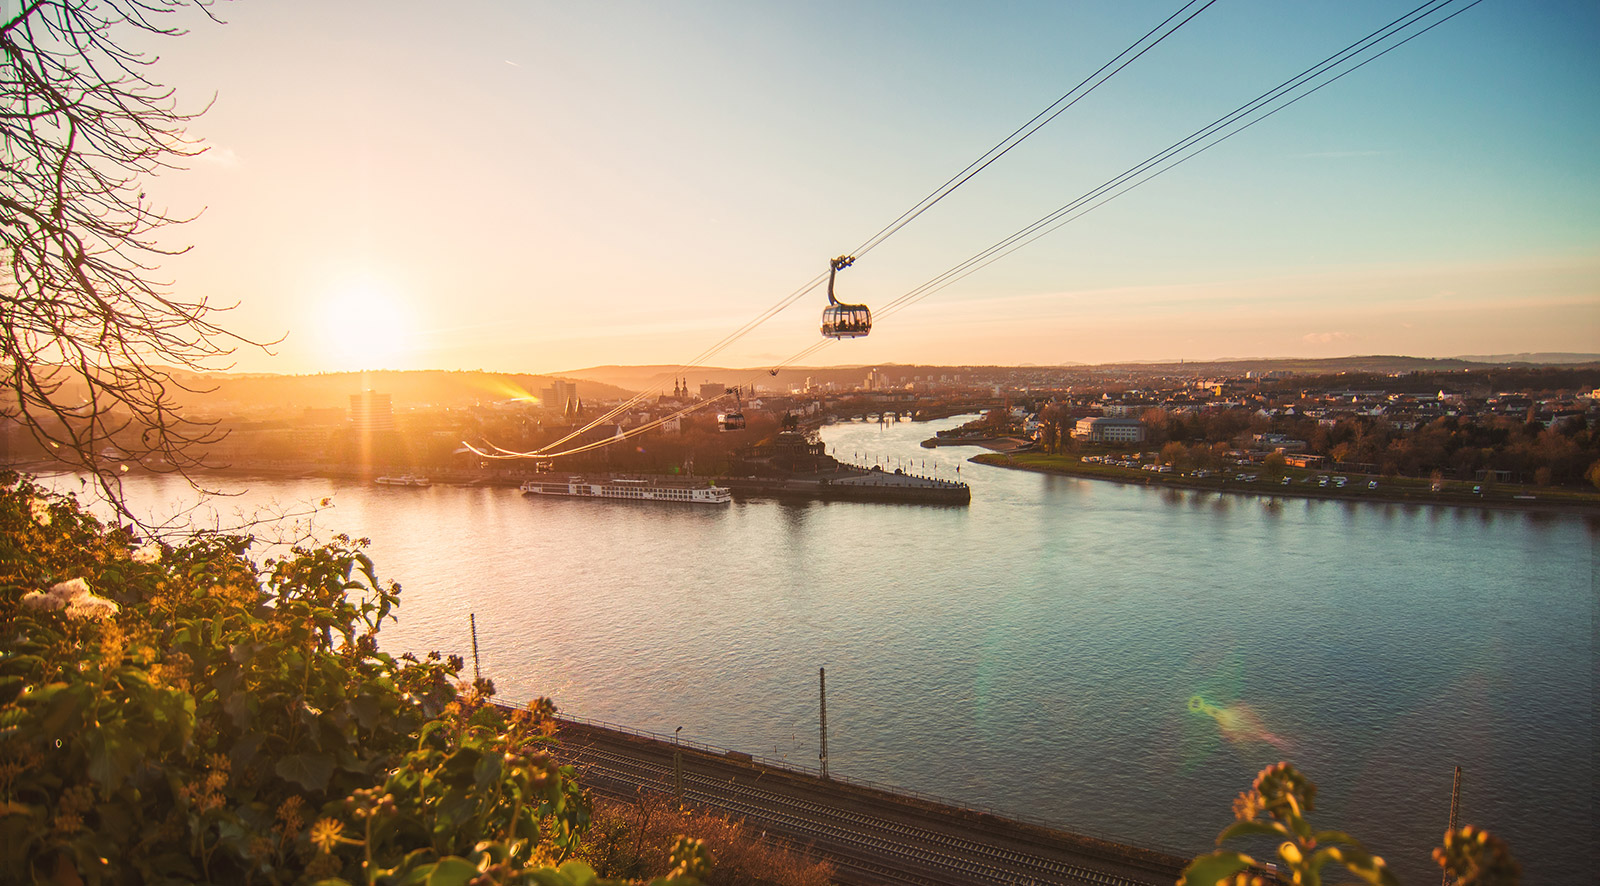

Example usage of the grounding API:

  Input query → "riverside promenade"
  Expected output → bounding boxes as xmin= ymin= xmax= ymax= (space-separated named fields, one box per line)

xmin=551 ymin=717 xmax=1190 ymax=886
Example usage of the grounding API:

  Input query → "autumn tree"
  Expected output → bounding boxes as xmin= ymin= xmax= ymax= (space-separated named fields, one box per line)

xmin=1 ymin=0 xmax=265 ymax=518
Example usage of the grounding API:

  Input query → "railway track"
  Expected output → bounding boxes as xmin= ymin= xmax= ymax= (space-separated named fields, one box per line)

xmin=555 ymin=722 xmax=1181 ymax=886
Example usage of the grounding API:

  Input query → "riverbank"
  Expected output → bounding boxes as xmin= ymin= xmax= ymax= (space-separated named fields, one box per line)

xmin=970 ymin=452 xmax=1600 ymax=515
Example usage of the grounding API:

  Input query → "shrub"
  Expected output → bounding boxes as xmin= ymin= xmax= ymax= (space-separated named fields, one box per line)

xmin=1179 ymin=762 xmax=1519 ymax=886
xmin=0 ymin=473 xmax=700 ymax=885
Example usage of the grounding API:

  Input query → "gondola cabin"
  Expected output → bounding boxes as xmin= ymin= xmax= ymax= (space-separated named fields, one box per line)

xmin=821 ymin=302 xmax=872 ymax=339
xmin=821 ymin=253 xmax=870 ymax=339
xmin=718 ymin=411 xmax=746 ymax=431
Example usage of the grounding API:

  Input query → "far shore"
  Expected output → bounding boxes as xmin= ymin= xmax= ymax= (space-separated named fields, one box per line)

xmin=968 ymin=452 xmax=1600 ymax=516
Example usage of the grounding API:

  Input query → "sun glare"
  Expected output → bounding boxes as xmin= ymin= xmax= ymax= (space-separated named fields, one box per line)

xmin=315 ymin=277 xmax=415 ymax=371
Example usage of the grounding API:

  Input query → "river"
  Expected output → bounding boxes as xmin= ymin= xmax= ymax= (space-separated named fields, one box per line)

xmin=48 ymin=415 xmax=1596 ymax=883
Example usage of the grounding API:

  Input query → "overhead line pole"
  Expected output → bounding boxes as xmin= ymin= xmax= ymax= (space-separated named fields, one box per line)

xmin=819 ymin=667 xmax=830 ymax=780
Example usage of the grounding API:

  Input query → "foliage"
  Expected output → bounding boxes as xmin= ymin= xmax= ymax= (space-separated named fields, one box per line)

xmin=1154 ymin=407 xmax=1598 ymax=488
xmin=1 ymin=0 xmax=269 ymax=520
xmin=580 ymin=792 xmax=833 ymax=886
xmin=1180 ymin=763 xmax=1518 ymax=886
xmin=0 ymin=473 xmax=702 ymax=885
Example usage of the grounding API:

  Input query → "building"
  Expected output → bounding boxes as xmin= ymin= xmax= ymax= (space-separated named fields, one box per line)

xmin=1073 ymin=417 xmax=1146 ymax=443
xmin=541 ymin=381 xmax=578 ymax=414
xmin=349 ymin=391 xmax=395 ymax=432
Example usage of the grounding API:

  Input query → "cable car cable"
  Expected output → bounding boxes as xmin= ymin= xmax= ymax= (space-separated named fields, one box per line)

xmin=475 ymin=2 xmax=1458 ymax=461
xmin=877 ymin=0 xmax=1464 ymax=313
xmin=849 ymin=0 xmax=1219 ymax=263
xmin=472 ymin=2 xmax=1215 ymax=460
xmin=885 ymin=1 xmax=1487 ymax=318
xmin=876 ymin=0 xmax=1477 ymax=320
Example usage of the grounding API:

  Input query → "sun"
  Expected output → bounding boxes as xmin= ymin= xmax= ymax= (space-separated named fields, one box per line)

xmin=314 ymin=277 xmax=416 ymax=371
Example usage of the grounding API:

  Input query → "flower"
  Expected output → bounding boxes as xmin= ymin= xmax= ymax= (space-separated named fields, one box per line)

xmin=29 ymin=498 xmax=51 ymax=525
xmin=309 ymin=817 xmax=345 ymax=854
xmin=67 ymin=596 xmax=119 ymax=620
xmin=131 ymin=543 xmax=161 ymax=564
xmin=22 ymin=579 xmax=118 ymax=620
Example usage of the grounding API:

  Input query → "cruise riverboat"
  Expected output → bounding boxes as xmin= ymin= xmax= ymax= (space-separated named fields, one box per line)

xmin=520 ymin=474 xmax=731 ymax=505
xmin=375 ymin=475 xmax=431 ymax=487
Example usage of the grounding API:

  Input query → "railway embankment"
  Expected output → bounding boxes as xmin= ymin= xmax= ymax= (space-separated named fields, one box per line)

xmin=549 ymin=716 xmax=1188 ymax=886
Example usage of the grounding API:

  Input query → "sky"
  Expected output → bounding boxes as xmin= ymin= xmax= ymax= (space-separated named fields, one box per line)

xmin=116 ymin=0 xmax=1599 ymax=374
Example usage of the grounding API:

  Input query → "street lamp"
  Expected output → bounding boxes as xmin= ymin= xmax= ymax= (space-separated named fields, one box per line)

xmin=673 ymin=726 xmax=684 ymax=804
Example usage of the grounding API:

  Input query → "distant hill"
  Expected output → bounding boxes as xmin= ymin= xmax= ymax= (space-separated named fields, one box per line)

xmin=1451 ymin=353 xmax=1600 ymax=365
xmin=557 ymin=364 xmax=875 ymax=393
xmin=162 ymin=370 xmax=632 ymax=413
xmin=1095 ymin=355 xmax=1499 ymax=375
xmin=562 ymin=355 xmax=1600 ymax=389
xmin=1095 ymin=354 xmax=1600 ymax=375
xmin=558 ymin=363 xmax=1047 ymax=393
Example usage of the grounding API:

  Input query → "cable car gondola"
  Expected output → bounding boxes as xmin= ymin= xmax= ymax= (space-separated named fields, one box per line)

xmin=821 ymin=255 xmax=871 ymax=339
xmin=718 ymin=386 xmax=746 ymax=431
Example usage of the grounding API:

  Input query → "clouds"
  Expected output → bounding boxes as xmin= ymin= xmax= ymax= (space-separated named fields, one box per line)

xmin=1302 ymin=331 xmax=1353 ymax=344
xmin=195 ymin=145 xmax=241 ymax=168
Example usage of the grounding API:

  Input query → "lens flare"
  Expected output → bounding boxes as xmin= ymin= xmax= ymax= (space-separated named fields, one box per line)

xmin=1188 ymin=695 xmax=1292 ymax=752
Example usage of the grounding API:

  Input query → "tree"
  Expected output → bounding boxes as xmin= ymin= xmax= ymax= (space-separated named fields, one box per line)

xmin=2 ymin=0 xmax=265 ymax=518
xmin=1261 ymin=450 xmax=1287 ymax=479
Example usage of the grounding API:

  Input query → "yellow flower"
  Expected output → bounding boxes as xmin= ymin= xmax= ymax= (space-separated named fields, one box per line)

xmin=309 ymin=817 xmax=345 ymax=854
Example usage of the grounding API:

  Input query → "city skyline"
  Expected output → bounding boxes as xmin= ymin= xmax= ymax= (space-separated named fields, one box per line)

xmin=133 ymin=1 xmax=1597 ymax=374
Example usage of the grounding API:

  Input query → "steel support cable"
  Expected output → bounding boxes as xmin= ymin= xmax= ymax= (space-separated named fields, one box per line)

xmin=880 ymin=0 xmax=1487 ymax=319
xmin=850 ymin=0 xmax=1219 ymax=263
xmin=875 ymin=0 xmax=1460 ymax=313
xmin=875 ymin=0 xmax=1467 ymax=319
xmin=518 ymin=0 xmax=1217 ymax=459
xmin=465 ymin=394 xmax=731 ymax=460
xmin=470 ymin=334 xmax=834 ymax=464
xmin=470 ymin=3 xmax=1215 ymax=461
xmin=522 ymin=270 xmax=830 ymax=457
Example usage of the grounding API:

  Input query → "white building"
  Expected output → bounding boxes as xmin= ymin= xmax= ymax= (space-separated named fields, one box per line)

xmin=1073 ymin=417 xmax=1146 ymax=443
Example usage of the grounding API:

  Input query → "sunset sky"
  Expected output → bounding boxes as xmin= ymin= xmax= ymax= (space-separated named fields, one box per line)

xmin=135 ymin=0 xmax=1597 ymax=374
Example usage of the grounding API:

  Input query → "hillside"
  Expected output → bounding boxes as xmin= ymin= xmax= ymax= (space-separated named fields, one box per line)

xmin=160 ymin=369 xmax=634 ymax=413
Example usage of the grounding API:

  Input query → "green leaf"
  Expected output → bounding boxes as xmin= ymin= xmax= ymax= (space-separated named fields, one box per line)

xmin=1218 ymin=819 xmax=1288 ymax=844
xmin=1316 ymin=846 xmax=1400 ymax=886
xmin=37 ymin=683 xmax=87 ymax=737
xmin=85 ymin=726 xmax=141 ymax=791
xmin=1178 ymin=850 xmax=1253 ymax=886
xmin=274 ymin=753 xmax=335 ymax=792
xmin=472 ymin=747 xmax=503 ymax=789
xmin=1312 ymin=829 xmax=1362 ymax=847
xmin=420 ymin=857 xmax=477 ymax=886
xmin=351 ymin=693 xmax=382 ymax=729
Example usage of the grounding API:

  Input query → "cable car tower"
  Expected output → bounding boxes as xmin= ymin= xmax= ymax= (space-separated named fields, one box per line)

xmin=820 ymin=255 xmax=871 ymax=339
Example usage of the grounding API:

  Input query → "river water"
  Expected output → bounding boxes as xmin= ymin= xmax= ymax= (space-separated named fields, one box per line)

xmin=55 ymin=416 xmax=1595 ymax=883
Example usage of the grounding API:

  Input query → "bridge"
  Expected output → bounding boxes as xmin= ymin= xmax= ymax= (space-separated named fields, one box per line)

xmin=551 ymin=717 xmax=1189 ymax=886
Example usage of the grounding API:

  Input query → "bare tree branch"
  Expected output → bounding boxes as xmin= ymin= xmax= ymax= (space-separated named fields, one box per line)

xmin=1 ymin=0 xmax=269 ymax=523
